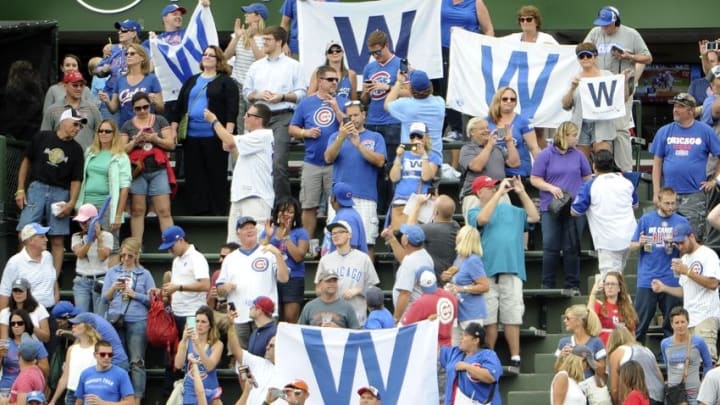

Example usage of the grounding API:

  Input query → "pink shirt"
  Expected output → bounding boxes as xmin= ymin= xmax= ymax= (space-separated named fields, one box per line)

xmin=9 ymin=365 xmax=45 ymax=404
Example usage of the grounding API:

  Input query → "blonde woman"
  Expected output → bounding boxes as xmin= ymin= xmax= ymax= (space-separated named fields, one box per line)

xmin=554 ymin=304 xmax=606 ymax=378
xmin=606 ymin=327 xmax=664 ymax=405
xmin=47 ymin=317 xmax=102 ymax=405
xmin=551 ymin=352 xmax=587 ymax=405
xmin=442 ymin=225 xmax=489 ymax=345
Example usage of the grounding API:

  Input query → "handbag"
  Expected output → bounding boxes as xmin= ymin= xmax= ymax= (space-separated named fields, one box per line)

xmin=665 ymin=336 xmax=692 ymax=405
xmin=107 ymin=274 xmax=136 ymax=330
xmin=177 ymin=75 xmax=218 ymax=143
xmin=548 ymin=190 xmax=572 ymax=217
xmin=579 ymin=376 xmax=612 ymax=405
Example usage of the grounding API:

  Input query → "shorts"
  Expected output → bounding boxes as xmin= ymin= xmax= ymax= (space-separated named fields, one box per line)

xmin=484 ymin=274 xmax=524 ymax=325
xmin=691 ymin=317 xmax=719 ymax=362
xmin=277 ymin=277 xmax=305 ymax=304
xmin=596 ymin=248 xmax=630 ymax=276
xmin=299 ymin=162 xmax=332 ymax=209
xmin=130 ymin=169 xmax=171 ymax=196
xmin=352 ymin=198 xmax=379 ymax=244
xmin=17 ymin=181 xmax=70 ymax=235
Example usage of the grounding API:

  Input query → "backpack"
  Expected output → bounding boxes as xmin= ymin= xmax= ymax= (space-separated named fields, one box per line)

xmin=147 ymin=290 xmax=179 ymax=366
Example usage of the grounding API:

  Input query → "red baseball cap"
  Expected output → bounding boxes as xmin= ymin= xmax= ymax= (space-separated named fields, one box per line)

xmin=63 ymin=70 xmax=86 ymax=84
xmin=253 ymin=296 xmax=275 ymax=315
xmin=471 ymin=175 xmax=499 ymax=194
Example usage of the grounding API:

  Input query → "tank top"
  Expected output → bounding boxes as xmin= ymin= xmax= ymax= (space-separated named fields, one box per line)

xmin=551 ymin=371 xmax=586 ymax=405
xmin=67 ymin=344 xmax=97 ymax=390
xmin=619 ymin=345 xmax=665 ymax=402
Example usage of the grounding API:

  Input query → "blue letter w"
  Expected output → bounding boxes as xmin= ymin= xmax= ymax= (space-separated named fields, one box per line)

xmin=334 ymin=11 xmax=416 ymax=74
xmin=301 ymin=325 xmax=417 ymax=403
xmin=587 ymin=80 xmax=617 ymax=107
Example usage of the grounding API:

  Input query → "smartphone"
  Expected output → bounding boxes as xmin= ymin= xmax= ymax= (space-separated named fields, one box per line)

xmin=496 ymin=127 xmax=508 ymax=139
xmin=402 ymin=143 xmax=417 ymax=152
xmin=186 ymin=316 xmax=196 ymax=330
xmin=142 ymin=127 xmax=152 ymax=133
xmin=364 ymin=79 xmax=373 ymax=84
xmin=228 ymin=302 xmax=236 ymax=312
xmin=342 ymin=116 xmax=351 ymax=125
xmin=399 ymin=58 xmax=409 ymax=74
xmin=270 ymin=388 xmax=286 ymax=400
xmin=611 ymin=45 xmax=624 ymax=54
xmin=708 ymin=42 xmax=719 ymax=51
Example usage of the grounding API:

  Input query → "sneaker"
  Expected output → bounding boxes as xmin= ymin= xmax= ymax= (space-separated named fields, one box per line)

xmin=443 ymin=130 xmax=462 ymax=142
xmin=569 ymin=287 xmax=582 ymax=297
xmin=146 ymin=211 xmax=157 ymax=218
xmin=507 ymin=359 xmax=521 ymax=375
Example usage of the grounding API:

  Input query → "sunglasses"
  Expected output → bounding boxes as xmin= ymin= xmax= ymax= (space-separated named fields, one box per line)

xmin=321 ymin=77 xmax=339 ymax=83
xmin=501 ymin=97 xmax=517 ymax=102
xmin=409 ymin=133 xmax=424 ymax=139
xmin=370 ymin=49 xmax=383 ymax=56
xmin=126 ymin=51 xmax=137 ymax=56
xmin=118 ymin=29 xmax=130 ymax=33
xmin=577 ymin=52 xmax=596 ymax=60
xmin=327 ymin=48 xmax=342 ymax=55
xmin=96 ymin=352 xmax=114 ymax=358
xmin=10 ymin=321 xmax=25 ymax=327
xmin=202 ymin=53 xmax=217 ymax=58
xmin=133 ymin=104 xmax=151 ymax=112
xmin=72 ymin=122 xmax=84 ymax=128
xmin=245 ymin=112 xmax=262 ymax=118
xmin=97 ymin=129 xmax=113 ymax=134
xmin=518 ymin=17 xmax=535 ymax=23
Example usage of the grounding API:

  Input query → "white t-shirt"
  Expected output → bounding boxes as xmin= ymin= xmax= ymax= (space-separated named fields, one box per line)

xmin=238 ymin=350 xmax=280 ymax=405
xmin=502 ymin=31 xmax=559 ymax=45
xmin=71 ymin=231 xmax=114 ymax=276
xmin=0 ymin=249 xmax=56 ymax=308
xmin=217 ymin=245 xmax=279 ymax=323
xmin=229 ymin=128 xmax=274 ymax=206
xmin=170 ymin=245 xmax=210 ymax=317
xmin=680 ymin=245 xmax=720 ymax=327
xmin=578 ymin=173 xmax=637 ymax=251
xmin=0 ymin=306 xmax=49 ymax=329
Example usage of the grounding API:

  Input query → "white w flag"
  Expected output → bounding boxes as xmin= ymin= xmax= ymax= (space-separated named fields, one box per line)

xmin=579 ymin=75 xmax=626 ymax=120
xmin=149 ymin=3 xmax=218 ymax=102
xmin=275 ymin=320 xmax=440 ymax=405
xmin=447 ymin=29 xmax=578 ymax=128
xmin=297 ymin=0 xmax=442 ymax=87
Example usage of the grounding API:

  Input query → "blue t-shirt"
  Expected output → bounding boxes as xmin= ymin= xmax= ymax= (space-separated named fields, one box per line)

xmin=183 ymin=341 xmax=220 ymax=405
xmin=75 ymin=365 xmax=134 ymax=402
xmin=363 ymin=56 xmax=402 ymax=126
xmin=337 ymin=76 xmax=353 ymax=100
xmin=364 ymin=308 xmax=394 ymax=329
xmin=555 ymin=335 xmax=606 ymax=379
xmin=452 ymin=254 xmax=488 ymax=322
xmin=111 ymin=73 xmax=162 ymax=125
xmin=650 ymin=120 xmax=720 ymax=194
xmin=392 ymin=152 xmax=443 ymax=201
xmin=487 ymin=114 xmax=535 ymax=177
xmin=440 ymin=0 xmax=480 ymax=48
xmin=187 ymin=76 xmax=214 ymax=138
xmin=701 ymin=94 xmax=719 ymax=127
xmin=388 ymin=96 xmax=445 ymax=155
xmin=467 ymin=203 xmax=528 ymax=281
xmin=99 ymin=44 xmax=151 ymax=96
xmin=330 ymin=207 xmax=368 ymax=254
xmin=261 ymin=227 xmax=310 ymax=278
xmin=280 ymin=0 xmax=339 ymax=54
xmin=631 ymin=211 xmax=687 ymax=288
xmin=83 ymin=313 xmax=129 ymax=366
xmin=439 ymin=346 xmax=502 ymax=405
xmin=688 ymin=78 xmax=712 ymax=106
xmin=0 ymin=336 xmax=48 ymax=389
xmin=290 ymin=94 xmax=348 ymax=166
xmin=327 ymin=128 xmax=387 ymax=201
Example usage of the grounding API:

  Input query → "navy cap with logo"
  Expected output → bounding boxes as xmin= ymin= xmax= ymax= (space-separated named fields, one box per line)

xmin=158 ymin=225 xmax=186 ymax=250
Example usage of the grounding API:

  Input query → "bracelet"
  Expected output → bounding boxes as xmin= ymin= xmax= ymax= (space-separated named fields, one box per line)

xmin=687 ymin=268 xmax=691 ymax=276
xmin=15 ymin=189 xmax=24 ymax=196
xmin=211 ymin=119 xmax=220 ymax=127
xmin=301 ymin=129 xmax=305 ymax=138
xmin=281 ymin=94 xmax=286 ymax=102
xmin=179 ymin=285 xmax=184 ymax=292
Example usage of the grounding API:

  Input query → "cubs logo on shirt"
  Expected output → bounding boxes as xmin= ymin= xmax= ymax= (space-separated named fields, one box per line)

xmin=252 ymin=257 xmax=270 ymax=272
xmin=369 ymin=71 xmax=391 ymax=100
xmin=313 ymin=106 xmax=336 ymax=128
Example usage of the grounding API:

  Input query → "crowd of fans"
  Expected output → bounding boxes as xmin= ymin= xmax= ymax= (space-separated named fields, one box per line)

xmin=3 ymin=0 xmax=720 ymax=404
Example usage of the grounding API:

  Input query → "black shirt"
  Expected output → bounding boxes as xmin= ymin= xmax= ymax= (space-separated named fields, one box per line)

xmin=25 ymin=130 xmax=84 ymax=188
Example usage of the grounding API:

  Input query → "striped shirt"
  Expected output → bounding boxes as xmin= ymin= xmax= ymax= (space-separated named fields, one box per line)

xmin=232 ymin=35 xmax=264 ymax=86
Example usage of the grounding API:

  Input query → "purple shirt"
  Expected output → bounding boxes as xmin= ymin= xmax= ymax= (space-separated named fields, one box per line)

xmin=531 ymin=146 xmax=591 ymax=211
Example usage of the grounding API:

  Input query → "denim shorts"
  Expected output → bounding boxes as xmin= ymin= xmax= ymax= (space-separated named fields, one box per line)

xmin=278 ymin=277 xmax=305 ymax=304
xmin=130 ymin=169 xmax=171 ymax=196
xmin=16 ymin=181 xmax=70 ymax=235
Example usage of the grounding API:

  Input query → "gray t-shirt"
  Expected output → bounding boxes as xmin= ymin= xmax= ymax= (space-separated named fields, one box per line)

xmin=698 ymin=366 xmax=720 ymax=405
xmin=298 ymin=297 xmax=360 ymax=329
xmin=420 ymin=221 xmax=460 ymax=281
xmin=314 ymin=249 xmax=379 ymax=323
xmin=392 ymin=249 xmax=434 ymax=317
xmin=459 ymin=142 xmax=507 ymax=197
xmin=584 ymin=25 xmax=651 ymax=75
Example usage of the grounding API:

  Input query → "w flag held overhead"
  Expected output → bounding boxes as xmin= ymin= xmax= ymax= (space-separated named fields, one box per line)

xmin=149 ymin=3 xmax=218 ymax=102
xmin=275 ymin=320 xmax=440 ymax=405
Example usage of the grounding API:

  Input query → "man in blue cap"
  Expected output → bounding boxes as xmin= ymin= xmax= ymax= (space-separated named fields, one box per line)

xmin=326 ymin=182 xmax=368 ymax=254
xmin=391 ymin=224 xmax=433 ymax=323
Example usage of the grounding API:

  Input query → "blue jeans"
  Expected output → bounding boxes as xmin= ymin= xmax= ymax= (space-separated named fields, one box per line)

xmin=634 ymin=287 xmax=681 ymax=345
xmin=64 ymin=389 xmax=76 ymax=405
xmin=120 ymin=320 xmax=147 ymax=398
xmin=72 ymin=275 xmax=106 ymax=316
xmin=16 ymin=181 xmax=70 ymax=234
xmin=540 ymin=212 xmax=586 ymax=289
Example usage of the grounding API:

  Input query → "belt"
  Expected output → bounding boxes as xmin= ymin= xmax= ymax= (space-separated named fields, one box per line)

xmin=78 ymin=273 xmax=106 ymax=280
xmin=271 ymin=108 xmax=294 ymax=116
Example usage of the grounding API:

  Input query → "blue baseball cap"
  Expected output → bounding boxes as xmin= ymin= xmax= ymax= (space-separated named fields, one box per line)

xmin=52 ymin=301 xmax=82 ymax=319
xmin=114 ymin=19 xmax=142 ymax=35
xmin=162 ymin=4 xmax=187 ymax=17
xmin=409 ymin=70 xmax=431 ymax=91
xmin=399 ymin=224 xmax=425 ymax=245
xmin=68 ymin=312 xmax=96 ymax=326
xmin=159 ymin=225 xmax=186 ymax=250
xmin=236 ymin=216 xmax=257 ymax=229
xmin=241 ymin=3 xmax=269 ymax=20
xmin=26 ymin=391 xmax=46 ymax=403
xmin=672 ymin=222 xmax=694 ymax=243
xmin=416 ymin=267 xmax=437 ymax=294
xmin=18 ymin=333 xmax=41 ymax=361
xmin=333 ymin=182 xmax=354 ymax=207
xmin=20 ymin=223 xmax=50 ymax=242
xmin=593 ymin=6 xmax=619 ymax=26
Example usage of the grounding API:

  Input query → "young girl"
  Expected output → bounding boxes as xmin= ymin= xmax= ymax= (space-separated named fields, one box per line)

xmin=618 ymin=361 xmax=650 ymax=405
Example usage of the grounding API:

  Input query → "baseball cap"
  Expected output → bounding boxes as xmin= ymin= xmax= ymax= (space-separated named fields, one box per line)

xmin=416 ymin=267 xmax=438 ymax=294
xmin=26 ymin=391 xmax=46 ymax=403
xmin=707 ymin=65 xmax=720 ymax=82
xmin=672 ymin=222 xmax=694 ymax=243
xmin=593 ymin=6 xmax=619 ymax=26
xmin=471 ymin=175 xmax=499 ymax=194
xmin=365 ymin=286 xmax=384 ymax=307
xmin=572 ymin=345 xmax=598 ymax=371
xmin=358 ymin=386 xmax=381 ymax=399
xmin=63 ymin=70 xmax=86 ymax=84
xmin=253 ymin=296 xmax=275 ymax=315
xmin=241 ymin=3 xmax=269 ymax=20
xmin=236 ymin=216 xmax=257 ymax=229
xmin=409 ymin=70 xmax=431 ymax=92
xmin=20 ymin=223 xmax=50 ymax=242
xmin=325 ymin=40 xmax=342 ymax=53
xmin=114 ymin=19 xmax=142 ymax=35
xmin=68 ymin=312 xmax=95 ymax=325
xmin=59 ymin=107 xmax=88 ymax=124
xmin=399 ymin=224 xmax=425 ymax=245
xmin=284 ymin=379 xmax=309 ymax=392
xmin=158 ymin=225 xmax=186 ymax=250
xmin=332 ymin=182 xmax=354 ymax=207
xmin=12 ymin=278 xmax=31 ymax=293
xmin=162 ymin=4 xmax=187 ymax=17
xmin=18 ymin=333 xmax=41 ymax=361
xmin=327 ymin=220 xmax=352 ymax=235
xmin=409 ymin=122 xmax=427 ymax=136
xmin=317 ymin=268 xmax=339 ymax=282
xmin=52 ymin=301 xmax=81 ymax=319
xmin=668 ymin=92 xmax=696 ymax=108
xmin=73 ymin=203 xmax=99 ymax=222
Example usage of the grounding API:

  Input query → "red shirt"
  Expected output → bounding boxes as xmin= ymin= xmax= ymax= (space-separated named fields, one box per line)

xmin=9 ymin=365 xmax=45 ymax=404
xmin=623 ymin=390 xmax=649 ymax=405
xmin=593 ymin=300 xmax=621 ymax=346
xmin=402 ymin=289 xmax=458 ymax=347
